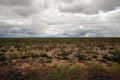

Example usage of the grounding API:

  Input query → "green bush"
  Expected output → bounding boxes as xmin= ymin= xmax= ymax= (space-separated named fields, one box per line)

xmin=62 ymin=56 xmax=69 ymax=60
xmin=49 ymin=71 xmax=66 ymax=80
xmin=25 ymin=70 xmax=38 ymax=80
xmin=112 ymin=50 xmax=120 ymax=64
xmin=61 ymin=66 xmax=88 ymax=80
xmin=40 ymin=53 xmax=48 ymax=58
xmin=88 ymin=63 xmax=110 ymax=80
xmin=102 ymin=54 xmax=112 ymax=61
xmin=8 ymin=71 xmax=24 ymax=80
xmin=39 ymin=51 xmax=50 ymax=59
xmin=75 ymin=53 xmax=86 ymax=60
xmin=0 ymin=53 xmax=6 ymax=61
xmin=0 ymin=70 xmax=24 ymax=80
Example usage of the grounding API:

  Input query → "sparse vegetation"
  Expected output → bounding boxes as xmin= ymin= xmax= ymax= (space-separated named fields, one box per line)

xmin=0 ymin=38 xmax=120 ymax=80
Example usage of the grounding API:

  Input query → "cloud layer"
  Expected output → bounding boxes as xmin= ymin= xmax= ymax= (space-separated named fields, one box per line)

xmin=59 ymin=0 xmax=120 ymax=14
xmin=0 ymin=0 xmax=120 ymax=37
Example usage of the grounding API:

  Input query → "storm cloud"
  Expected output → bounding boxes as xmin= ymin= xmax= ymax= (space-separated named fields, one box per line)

xmin=0 ymin=0 xmax=120 ymax=37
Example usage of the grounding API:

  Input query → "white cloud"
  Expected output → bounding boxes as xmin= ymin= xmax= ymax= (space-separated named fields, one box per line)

xmin=0 ymin=0 xmax=120 ymax=37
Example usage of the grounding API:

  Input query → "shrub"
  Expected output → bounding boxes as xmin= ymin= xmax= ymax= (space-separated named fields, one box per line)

xmin=61 ymin=66 xmax=88 ymax=80
xmin=0 ymin=53 xmax=6 ymax=61
xmin=88 ymin=63 xmax=111 ymax=80
xmin=92 ymin=54 xmax=98 ymax=58
xmin=8 ymin=71 xmax=24 ymax=80
xmin=49 ymin=71 xmax=67 ymax=80
xmin=0 ymin=48 xmax=7 ymax=52
xmin=0 ymin=68 xmax=24 ymax=80
xmin=41 ymin=53 xmax=48 ymax=58
xmin=62 ymin=56 xmax=69 ymax=60
xmin=39 ymin=51 xmax=50 ymax=59
xmin=20 ymin=51 xmax=40 ymax=59
xmin=102 ymin=54 xmax=112 ymax=61
xmin=75 ymin=53 xmax=86 ymax=60
xmin=25 ymin=70 xmax=38 ymax=80
xmin=112 ymin=50 xmax=120 ymax=64
xmin=7 ymin=53 xmax=18 ymax=60
xmin=31 ymin=53 xmax=39 ymax=58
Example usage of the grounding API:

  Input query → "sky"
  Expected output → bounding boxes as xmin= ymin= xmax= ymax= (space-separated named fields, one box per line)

xmin=0 ymin=0 xmax=120 ymax=37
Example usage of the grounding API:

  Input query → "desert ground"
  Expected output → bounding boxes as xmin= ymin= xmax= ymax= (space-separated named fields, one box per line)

xmin=0 ymin=38 xmax=120 ymax=80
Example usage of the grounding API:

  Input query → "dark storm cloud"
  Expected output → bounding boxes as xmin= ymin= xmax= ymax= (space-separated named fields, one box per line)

xmin=59 ymin=0 xmax=120 ymax=14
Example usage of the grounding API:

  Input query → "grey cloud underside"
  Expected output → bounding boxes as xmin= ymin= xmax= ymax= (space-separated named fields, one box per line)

xmin=0 ymin=0 xmax=120 ymax=37
xmin=0 ymin=0 xmax=30 ymax=6
xmin=59 ymin=0 xmax=120 ymax=14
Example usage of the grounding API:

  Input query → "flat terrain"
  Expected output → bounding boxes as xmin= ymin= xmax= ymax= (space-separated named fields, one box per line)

xmin=0 ymin=38 xmax=120 ymax=80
